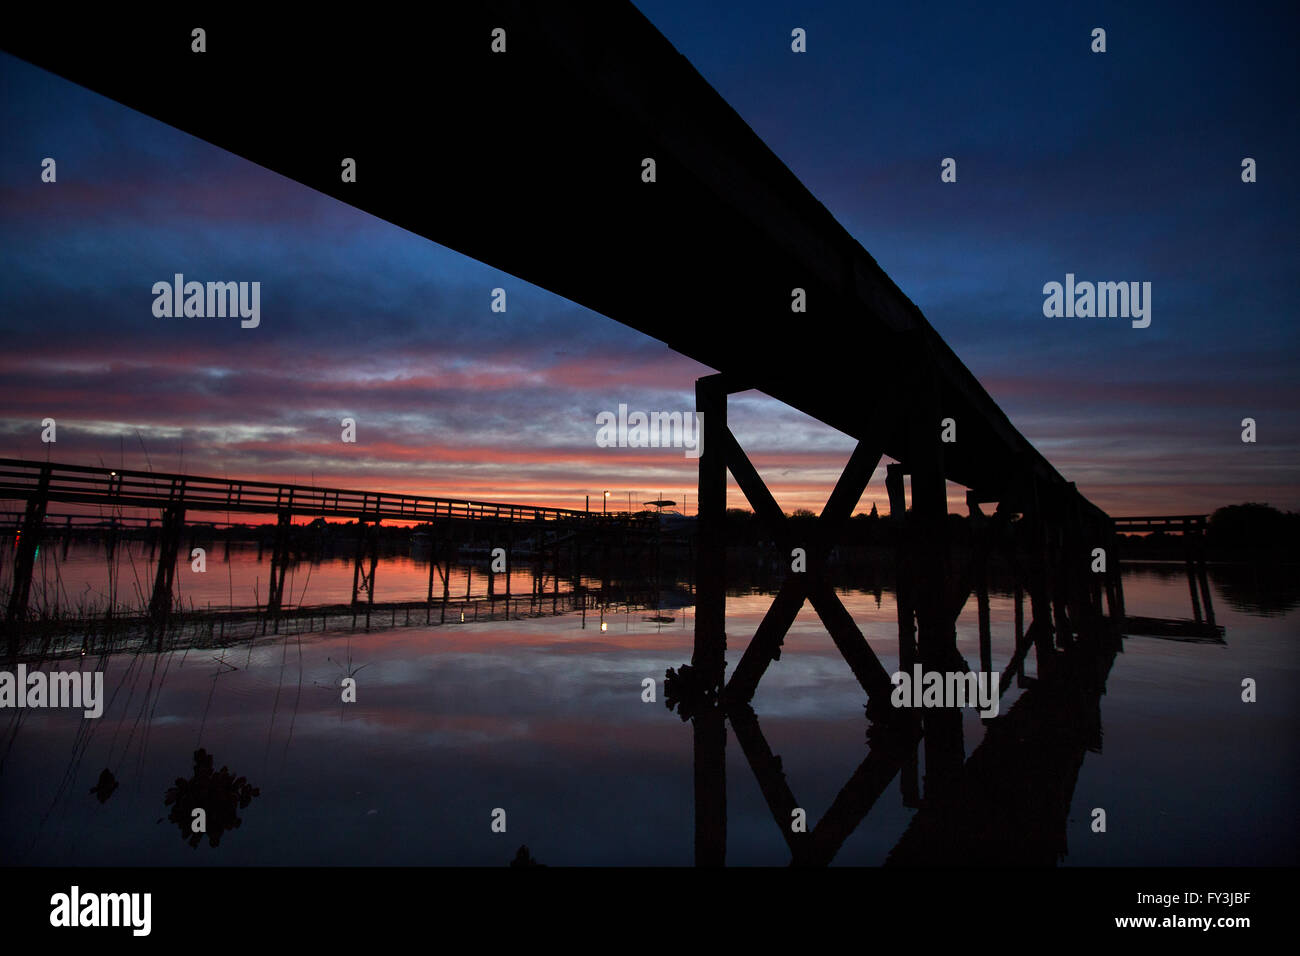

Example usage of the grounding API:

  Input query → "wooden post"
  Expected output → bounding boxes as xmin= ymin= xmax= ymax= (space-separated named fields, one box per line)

xmin=1186 ymin=535 xmax=1204 ymax=624
xmin=693 ymin=374 xmax=728 ymax=693
xmin=905 ymin=354 xmax=953 ymax=671
xmin=505 ymin=518 xmax=514 ymax=603
xmin=1028 ymin=479 xmax=1056 ymax=677
xmin=886 ymin=463 xmax=915 ymax=671
xmin=442 ymin=522 xmax=451 ymax=624
xmin=487 ymin=518 xmax=496 ymax=606
xmin=1196 ymin=526 xmax=1215 ymax=628
xmin=351 ymin=521 xmax=367 ymax=605
xmin=5 ymin=466 xmax=50 ymax=626
xmin=427 ymin=522 xmax=438 ymax=624
xmin=266 ymin=509 xmax=292 ymax=625
xmin=970 ymin=497 xmax=992 ymax=677
xmin=148 ymin=504 xmax=186 ymax=632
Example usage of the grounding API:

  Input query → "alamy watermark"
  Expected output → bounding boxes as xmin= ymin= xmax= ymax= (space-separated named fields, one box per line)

xmin=152 ymin=273 xmax=260 ymax=328
xmin=50 ymin=886 xmax=151 ymax=936
xmin=0 ymin=665 xmax=104 ymax=718
xmin=1042 ymin=273 xmax=1151 ymax=328
xmin=595 ymin=404 xmax=703 ymax=458
xmin=890 ymin=665 xmax=1001 ymax=717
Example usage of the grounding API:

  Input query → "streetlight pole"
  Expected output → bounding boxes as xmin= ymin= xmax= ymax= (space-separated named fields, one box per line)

xmin=603 ymin=490 xmax=609 ymax=515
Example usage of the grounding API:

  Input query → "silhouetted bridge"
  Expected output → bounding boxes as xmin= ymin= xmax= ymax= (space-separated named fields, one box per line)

xmin=2 ymin=3 xmax=1118 ymax=692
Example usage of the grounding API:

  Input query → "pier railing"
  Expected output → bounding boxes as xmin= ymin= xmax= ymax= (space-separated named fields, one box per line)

xmin=0 ymin=458 xmax=589 ymax=524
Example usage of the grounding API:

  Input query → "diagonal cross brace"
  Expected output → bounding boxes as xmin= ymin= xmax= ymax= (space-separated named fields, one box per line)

xmin=722 ymin=408 xmax=893 ymax=706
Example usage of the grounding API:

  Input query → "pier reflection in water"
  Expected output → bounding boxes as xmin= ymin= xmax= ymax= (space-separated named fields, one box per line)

xmin=0 ymin=546 xmax=1296 ymax=866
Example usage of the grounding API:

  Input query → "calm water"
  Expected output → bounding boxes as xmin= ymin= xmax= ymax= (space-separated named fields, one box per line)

xmin=2 ymin=544 xmax=1297 ymax=865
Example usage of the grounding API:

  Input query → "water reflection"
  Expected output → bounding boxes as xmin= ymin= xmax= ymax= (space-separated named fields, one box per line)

xmin=1 ymin=545 xmax=1296 ymax=866
xmin=886 ymin=628 xmax=1117 ymax=866
xmin=89 ymin=768 xmax=118 ymax=803
xmin=678 ymin=621 xmax=1120 ymax=866
xmin=1118 ymin=561 xmax=1300 ymax=618
xmin=724 ymin=701 xmax=921 ymax=867
xmin=160 ymin=748 xmax=261 ymax=849
xmin=1211 ymin=563 xmax=1300 ymax=617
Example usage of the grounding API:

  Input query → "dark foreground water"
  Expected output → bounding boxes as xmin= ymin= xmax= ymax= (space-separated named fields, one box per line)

xmin=1 ymin=547 xmax=1297 ymax=866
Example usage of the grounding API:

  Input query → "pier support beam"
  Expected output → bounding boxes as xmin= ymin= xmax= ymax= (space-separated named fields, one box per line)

xmin=692 ymin=374 xmax=729 ymax=696
xmin=1026 ymin=478 xmax=1057 ymax=677
xmin=905 ymin=349 xmax=955 ymax=673
xmin=148 ymin=505 xmax=185 ymax=628
xmin=1107 ymin=520 xmax=1126 ymax=621
xmin=969 ymin=494 xmax=992 ymax=677
xmin=886 ymin=464 xmax=916 ymax=671
xmin=5 ymin=466 xmax=50 ymax=626
xmin=444 ymin=522 xmax=454 ymax=622
xmin=1063 ymin=487 xmax=1091 ymax=637
xmin=908 ymin=363 xmax=966 ymax=799
xmin=266 ymin=510 xmax=292 ymax=623
xmin=1185 ymin=519 xmax=1215 ymax=628
xmin=351 ymin=519 xmax=380 ymax=606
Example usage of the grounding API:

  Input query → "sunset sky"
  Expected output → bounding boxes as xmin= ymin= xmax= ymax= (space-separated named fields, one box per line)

xmin=1 ymin=0 xmax=1296 ymax=517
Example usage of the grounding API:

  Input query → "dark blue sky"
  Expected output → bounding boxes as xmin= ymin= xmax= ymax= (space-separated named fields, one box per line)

xmin=1 ymin=1 xmax=1296 ymax=513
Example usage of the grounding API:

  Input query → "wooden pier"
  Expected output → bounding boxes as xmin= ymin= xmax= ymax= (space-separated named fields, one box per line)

xmin=0 ymin=458 xmax=661 ymax=652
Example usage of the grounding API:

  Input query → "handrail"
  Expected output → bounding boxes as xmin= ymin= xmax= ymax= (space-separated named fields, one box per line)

xmin=0 ymin=458 xmax=599 ymax=523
